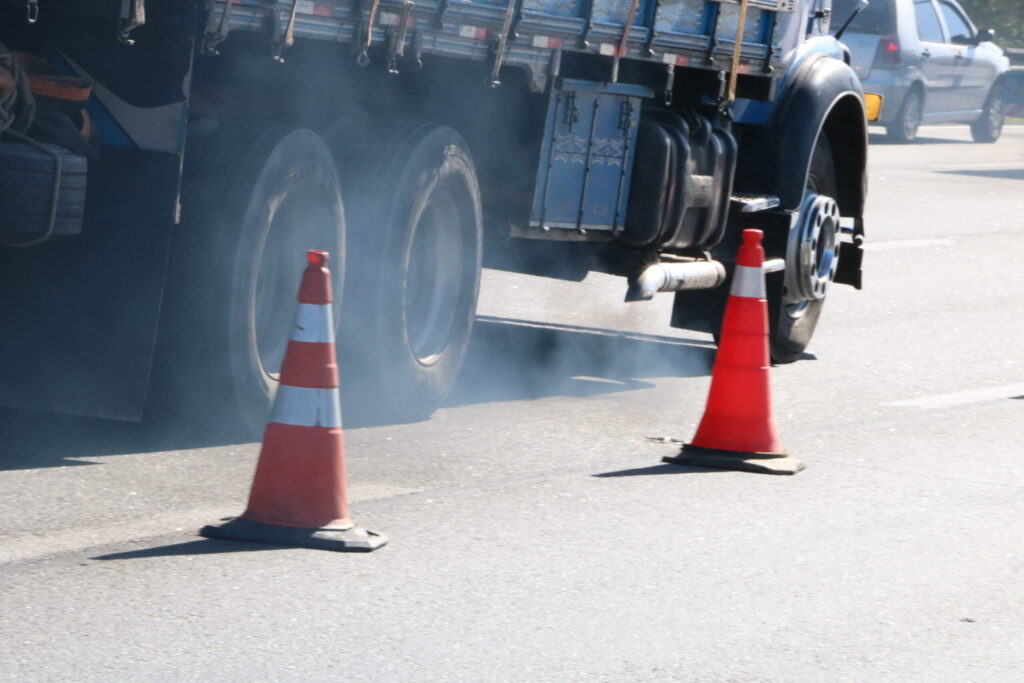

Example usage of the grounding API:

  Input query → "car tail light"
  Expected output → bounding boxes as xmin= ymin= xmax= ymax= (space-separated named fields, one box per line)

xmin=873 ymin=33 xmax=902 ymax=68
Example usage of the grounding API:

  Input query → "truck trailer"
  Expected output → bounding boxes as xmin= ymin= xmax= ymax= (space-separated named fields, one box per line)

xmin=0 ymin=0 xmax=867 ymax=432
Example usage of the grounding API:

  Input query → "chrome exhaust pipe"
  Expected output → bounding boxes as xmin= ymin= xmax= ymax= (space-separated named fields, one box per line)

xmin=626 ymin=259 xmax=727 ymax=302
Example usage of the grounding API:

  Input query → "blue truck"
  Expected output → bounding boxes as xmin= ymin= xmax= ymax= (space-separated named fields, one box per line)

xmin=0 ymin=0 xmax=867 ymax=431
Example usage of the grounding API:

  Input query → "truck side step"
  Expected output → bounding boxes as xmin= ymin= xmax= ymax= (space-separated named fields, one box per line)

xmin=730 ymin=193 xmax=781 ymax=214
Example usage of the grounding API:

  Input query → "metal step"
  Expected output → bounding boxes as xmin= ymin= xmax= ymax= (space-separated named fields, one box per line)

xmin=730 ymin=193 xmax=781 ymax=214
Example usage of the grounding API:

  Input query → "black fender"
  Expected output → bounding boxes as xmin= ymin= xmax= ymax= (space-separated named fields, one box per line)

xmin=735 ymin=52 xmax=868 ymax=220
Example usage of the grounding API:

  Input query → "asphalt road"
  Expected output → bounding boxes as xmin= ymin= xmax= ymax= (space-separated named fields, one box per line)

xmin=2 ymin=125 xmax=1022 ymax=681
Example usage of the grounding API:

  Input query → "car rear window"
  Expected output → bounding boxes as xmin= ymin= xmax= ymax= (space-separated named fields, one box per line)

xmin=833 ymin=0 xmax=896 ymax=35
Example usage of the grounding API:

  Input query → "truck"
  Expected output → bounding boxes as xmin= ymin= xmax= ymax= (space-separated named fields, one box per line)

xmin=0 ymin=0 xmax=867 ymax=433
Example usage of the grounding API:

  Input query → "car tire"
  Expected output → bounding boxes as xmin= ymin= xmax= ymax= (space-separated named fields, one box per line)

xmin=767 ymin=135 xmax=840 ymax=364
xmin=158 ymin=122 xmax=346 ymax=435
xmin=970 ymin=83 xmax=1004 ymax=143
xmin=886 ymin=87 xmax=923 ymax=144
xmin=338 ymin=121 xmax=482 ymax=423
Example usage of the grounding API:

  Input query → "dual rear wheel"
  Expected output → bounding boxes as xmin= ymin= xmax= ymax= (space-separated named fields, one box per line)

xmin=164 ymin=120 xmax=481 ymax=433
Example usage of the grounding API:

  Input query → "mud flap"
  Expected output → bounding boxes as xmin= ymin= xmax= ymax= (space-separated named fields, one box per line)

xmin=834 ymin=216 xmax=864 ymax=290
xmin=0 ymin=147 xmax=178 ymax=420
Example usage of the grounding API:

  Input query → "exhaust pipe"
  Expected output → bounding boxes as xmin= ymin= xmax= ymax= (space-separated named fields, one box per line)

xmin=626 ymin=259 xmax=727 ymax=302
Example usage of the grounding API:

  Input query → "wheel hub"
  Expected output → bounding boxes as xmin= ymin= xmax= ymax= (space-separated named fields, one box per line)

xmin=786 ymin=192 xmax=841 ymax=302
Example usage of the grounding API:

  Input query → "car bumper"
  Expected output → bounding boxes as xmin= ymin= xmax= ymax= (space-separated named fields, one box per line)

xmin=859 ymin=71 xmax=913 ymax=125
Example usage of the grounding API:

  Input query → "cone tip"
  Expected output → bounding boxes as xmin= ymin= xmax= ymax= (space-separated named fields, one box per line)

xmin=307 ymin=250 xmax=329 ymax=268
xmin=741 ymin=229 xmax=764 ymax=246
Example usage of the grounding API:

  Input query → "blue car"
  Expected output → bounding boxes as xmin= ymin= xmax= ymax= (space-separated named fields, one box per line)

xmin=835 ymin=0 xmax=1010 ymax=142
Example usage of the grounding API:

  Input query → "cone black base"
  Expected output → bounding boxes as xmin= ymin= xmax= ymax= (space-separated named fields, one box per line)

xmin=663 ymin=444 xmax=805 ymax=476
xmin=200 ymin=518 xmax=387 ymax=552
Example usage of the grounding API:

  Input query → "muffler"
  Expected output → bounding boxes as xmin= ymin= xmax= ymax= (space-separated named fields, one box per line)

xmin=626 ymin=259 xmax=727 ymax=302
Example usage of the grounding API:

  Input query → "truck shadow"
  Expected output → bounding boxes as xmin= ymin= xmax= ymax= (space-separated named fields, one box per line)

xmin=0 ymin=316 xmax=716 ymax=469
xmin=445 ymin=316 xmax=715 ymax=407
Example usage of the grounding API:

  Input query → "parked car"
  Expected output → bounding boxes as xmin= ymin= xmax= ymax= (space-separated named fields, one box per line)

xmin=834 ymin=0 xmax=1010 ymax=142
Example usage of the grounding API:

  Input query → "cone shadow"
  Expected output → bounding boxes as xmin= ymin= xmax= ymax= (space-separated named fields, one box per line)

xmin=91 ymin=538 xmax=281 ymax=561
xmin=593 ymin=463 xmax=718 ymax=477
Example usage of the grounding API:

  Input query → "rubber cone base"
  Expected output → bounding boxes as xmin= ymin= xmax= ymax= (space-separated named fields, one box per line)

xmin=200 ymin=517 xmax=387 ymax=552
xmin=663 ymin=444 xmax=805 ymax=476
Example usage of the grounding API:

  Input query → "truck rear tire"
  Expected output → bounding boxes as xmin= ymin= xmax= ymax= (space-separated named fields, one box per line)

xmin=161 ymin=122 xmax=345 ymax=435
xmin=337 ymin=121 xmax=482 ymax=422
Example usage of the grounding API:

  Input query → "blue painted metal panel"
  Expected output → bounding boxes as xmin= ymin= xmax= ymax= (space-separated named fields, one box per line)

xmin=531 ymin=79 xmax=651 ymax=232
xmin=211 ymin=0 xmax=789 ymax=87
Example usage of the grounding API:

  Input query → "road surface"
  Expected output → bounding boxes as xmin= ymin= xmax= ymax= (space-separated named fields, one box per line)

xmin=1 ymin=125 xmax=1022 ymax=680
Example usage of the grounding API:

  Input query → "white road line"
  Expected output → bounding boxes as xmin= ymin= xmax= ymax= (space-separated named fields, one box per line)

xmin=863 ymin=238 xmax=955 ymax=251
xmin=885 ymin=383 xmax=1024 ymax=409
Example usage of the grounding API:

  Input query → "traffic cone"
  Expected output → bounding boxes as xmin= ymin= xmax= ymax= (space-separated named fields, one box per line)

xmin=200 ymin=251 xmax=387 ymax=551
xmin=662 ymin=229 xmax=804 ymax=475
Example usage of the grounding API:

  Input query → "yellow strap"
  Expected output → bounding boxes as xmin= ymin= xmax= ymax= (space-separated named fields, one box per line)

xmin=726 ymin=0 xmax=750 ymax=104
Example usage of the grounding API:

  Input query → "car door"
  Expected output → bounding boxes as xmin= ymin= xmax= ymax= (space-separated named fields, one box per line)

xmin=912 ymin=0 xmax=957 ymax=117
xmin=937 ymin=0 xmax=990 ymax=113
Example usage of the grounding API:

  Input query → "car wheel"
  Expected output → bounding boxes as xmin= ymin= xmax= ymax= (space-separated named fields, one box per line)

xmin=970 ymin=83 xmax=1004 ymax=143
xmin=886 ymin=88 xmax=923 ymax=144
xmin=767 ymin=135 xmax=841 ymax=364
xmin=159 ymin=122 xmax=346 ymax=435
xmin=338 ymin=121 xmax=482 ymax=422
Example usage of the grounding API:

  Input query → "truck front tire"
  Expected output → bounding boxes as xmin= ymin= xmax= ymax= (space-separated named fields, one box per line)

xmin=163 ymin=122 xmax=346 ymax=434
xmin=767 ymin=134 xmax=838 ymax=363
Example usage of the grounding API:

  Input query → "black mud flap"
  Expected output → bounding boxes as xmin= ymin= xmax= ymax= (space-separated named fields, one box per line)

xmin=834 ymin=216 xmax=864 ymax=290
xmin=0 ymin=147 xmax=178 ymax=420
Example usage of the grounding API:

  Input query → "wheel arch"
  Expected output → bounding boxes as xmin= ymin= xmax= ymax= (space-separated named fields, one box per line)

xmin=734 ymin=53 xmax=868 ymax=218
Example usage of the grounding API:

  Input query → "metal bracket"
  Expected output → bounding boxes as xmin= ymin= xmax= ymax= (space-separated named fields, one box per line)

xmin=580 ymin=0 xmax=596 ymax=48
xmin=644 ymin=0 xmax=662 ymax=56
xmin=272 ymin=0 xmax=301 ymax=62
xmin=704 ymin=3 xmax=721 ymax=66
xmin=488 ymin=0 xmax=519 ymax=87
xmin=436 ymin=0 xmax=450 ymax=28
xmin=118 ymin=0 xmax=146 ymax=46
xmin=357 ymin=0 xmax=383 ymax=66
xmin=386 ymin=0 xmax=417 ymax=74
xmin=204 ymin=0 xmax=235 ymax=55
xmin=663 ymin=63 xmax=675 ymax=105
xmin=25 ymin=0 xmax=39 ymax=24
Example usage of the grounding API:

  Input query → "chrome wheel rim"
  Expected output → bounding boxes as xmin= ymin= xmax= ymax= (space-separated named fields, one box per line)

xmin=784 ymin=193 xmax=841 ymax=319
xmin=404 ymin=185 xmax=465 ymax=366
xmin=253 ymin=185 xmax=338 ymax=381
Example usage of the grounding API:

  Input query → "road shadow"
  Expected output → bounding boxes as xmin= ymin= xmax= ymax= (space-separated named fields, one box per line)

xmin=868 ymin=132 xmax=974 ymax=146
xmin=444 ymin=316 xmax=715 ymax=408
xmin=92 ymin=538 xmax=280 ymax=561
xmin=0 ymin=405 xmax=255 ymax=471
xmin=593 ymin=463 xmax=717 ymax=477
xmin=0 ymin=316 xmax=715 ymax=469
xmin=937 ymin=168 xmax=1024 ymax=181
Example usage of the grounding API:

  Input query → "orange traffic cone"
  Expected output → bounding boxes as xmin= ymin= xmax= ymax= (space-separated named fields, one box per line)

xmin=663 ymin=229 xmax=804 ymax=475
xmin=201 ymin=251 xmax=387 ymax=551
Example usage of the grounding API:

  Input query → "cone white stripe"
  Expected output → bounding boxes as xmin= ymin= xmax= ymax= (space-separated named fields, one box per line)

xmin=290 ymin=303 xmax=334 ymax=344
xmin=731 ymin=264 xmax=765 ymax=299
xmin=271 ymin=386 xmax=342 ymax=428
